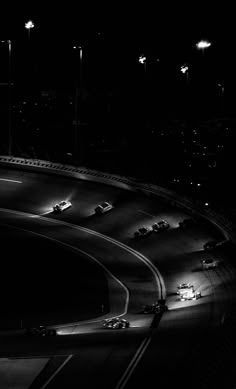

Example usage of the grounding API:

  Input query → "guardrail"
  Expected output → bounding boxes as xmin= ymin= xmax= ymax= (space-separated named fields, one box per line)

xmin=0 ymin=155 xmax=235 ymax=242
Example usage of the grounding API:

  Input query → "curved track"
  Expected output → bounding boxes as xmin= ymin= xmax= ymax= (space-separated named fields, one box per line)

xmin=0 ymin=167 xmax=236 ymax=389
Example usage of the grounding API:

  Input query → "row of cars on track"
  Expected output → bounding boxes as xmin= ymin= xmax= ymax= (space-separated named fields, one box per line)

xmin=24 ymin=277 xmax=216 ymax=335
xmin=102 ymin=300 xmax=168 ymax=329
xmin=52 ymin=203 xmax=218 ymax=251
xmin=134 ymin=219 xmax=169 ymax=238
xmin=25 ymin=301 xmax=169 ymax=334
xmin=47 ymin=202 xmax=219 ymax=334
xmin=102 ymin=284 xmax=205 ymax=330
xmin=53 ymin=200 xmax=113 ymax=214
xmin=25 ymin=286 xmax=203 ymax=335
xmin=52 ymin=199 xmax=170 ymax=238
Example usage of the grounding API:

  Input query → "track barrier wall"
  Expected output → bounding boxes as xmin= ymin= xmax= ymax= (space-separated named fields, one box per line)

xmin=0 ymin=155 xmax=235 ymax=243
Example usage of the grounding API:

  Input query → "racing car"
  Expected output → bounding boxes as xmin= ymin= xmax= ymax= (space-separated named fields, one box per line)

xmin=152 ymin=220 xmax=169 ymax=232
xmin=201 ymin=258 xmax=218 ymax=269
xmin=53 ymin=200 xmax=72 ymax=213
xmin=102 ymin=317 xmax=130 ymax=329
xmin=177 ymin=282 xmax=194 ymax=295
xmin=180 ymin=290 xmax=201 ymax=301
xmin=95 ymin=201 xmax=113 ymax=214
xmin=134 ymin=226 xmax=152 ymax=239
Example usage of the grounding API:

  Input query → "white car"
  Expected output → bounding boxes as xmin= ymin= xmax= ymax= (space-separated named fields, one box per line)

xmin=177 ymin=283 xmax=194 ymax=295
xmin=180 ymin=290 xmax=201 ymax=301
xmin=53 ymin=200 xmax=72 ymax=213
xmin=152 ymin=220 xmax=169 ymax=232
xmin=103 ymin=317 xmax=129 ymax=329
xmin=202 ymin=258 xmax=218 ymax=269
xmin=95 ymin=202 xmax=113 ymax=214
xmin=134 ymin=226 xmax=152 ymax=239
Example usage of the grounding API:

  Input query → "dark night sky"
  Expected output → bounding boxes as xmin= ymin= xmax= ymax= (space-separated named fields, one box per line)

xmin=0 ymin=4 xmax=235 ymax=103
xmin=0 ymin=4 xmax=234 ymax=56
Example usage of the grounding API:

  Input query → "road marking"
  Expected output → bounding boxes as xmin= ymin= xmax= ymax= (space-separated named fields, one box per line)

xmin=0 ymin=178 xmax=22 ymax=183
xmin=0 ymin=208 xmax=165 ymax=301
xmin=0 ymin=209 xmax=166 ymax=385
xmin=115 ymin=335 xmax=152 ymax=389
xmin=40 ymin=354 xmax=73 ymax=389
xmin=138 ymin=210 xmax=155 ymax=218
xmin=34 ymin=215 xmax=165 ymax=300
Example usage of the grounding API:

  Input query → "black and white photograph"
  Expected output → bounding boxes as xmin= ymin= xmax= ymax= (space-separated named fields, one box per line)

xmin=0 ymin=5 xmax=236 ymax=389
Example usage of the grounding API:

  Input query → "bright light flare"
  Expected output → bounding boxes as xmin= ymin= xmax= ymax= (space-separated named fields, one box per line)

xmin=56 ymin=329 xmax=78 ymax=335
xmin=25 ymin=20 xmax=35 ymax=29
xmin=180 ymin=64 xmax=188 ymax=74
xmin=196 ymin=40 xmax=211 ymax=49
xmin=139 ymin=54 xmax=146 ymax=64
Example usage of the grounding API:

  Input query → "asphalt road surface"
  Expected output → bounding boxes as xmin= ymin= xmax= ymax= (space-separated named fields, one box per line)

xmin=0 ymin=166 xmax=236 ymax=389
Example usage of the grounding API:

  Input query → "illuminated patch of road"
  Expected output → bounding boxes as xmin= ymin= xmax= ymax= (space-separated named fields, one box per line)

xmin=0 ymin=178 xmax=22 ymax=183
xmin=30 ymin=210 xmax=53 ymax=217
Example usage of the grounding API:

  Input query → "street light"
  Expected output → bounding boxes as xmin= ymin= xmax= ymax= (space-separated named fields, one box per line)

xmin=72 ymin=45 xmax=83 ymax=162
xmin=1 ymin=40 xmax=12 ymax=156
xmin=25 ymin=20 xmax=35 ymax=40
xmin=180 ymin=64 xmax=189 ymax=83
xmin=139 ymin=54 xmax=147 ymax=72
xmin=218 ymin=83 xmax=225 ymax=111
xmin=25 ymin=20 xmax=35 ymax=98
xmin=218 ymin=83 xmax=224 ymax=96
xmin=196 ymin=39 xmax=212 ymax=55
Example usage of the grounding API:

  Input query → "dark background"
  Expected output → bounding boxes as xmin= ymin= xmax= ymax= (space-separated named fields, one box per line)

xmin=0 ymin=4 xmax=235 ymax=208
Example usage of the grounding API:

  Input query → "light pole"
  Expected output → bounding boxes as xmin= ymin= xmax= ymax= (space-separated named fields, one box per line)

xmin=1 ymin=39 xmax=12 ymax=156
xmin=218 ymin=83 xmax=225 ymax=112
xmin=195 ymin=39 xmax=212 ymax=115
xmin=73 ymin=45 xmax=83 ymax=162
xmin=138 ymin=54 xmax=148 ymax=128
xmin=139 ymin=53 xmax=147 ymax=73
xmin=25 ymin=20 xmax=35 ymax=41
xmin=25 ymin=20 xmax=35 ymax=99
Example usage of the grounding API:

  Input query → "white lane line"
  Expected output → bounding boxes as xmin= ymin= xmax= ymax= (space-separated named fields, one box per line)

xmin=0 ymin=208 xmax=165 ymax=300
xmin=0 ymin=178 xmax=22 ymax=183
xmin=0 ymin=209 xmax=165 ymax=386
xmin=0 ymin=220 xmax=129 ymax=324
xmin=138 ymin=210 xmax=155 ymax=218
xmin=115 ymin=335 xmax=152 ymax=389
xmin=40 ymin=354 xmax=73 ymax=389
